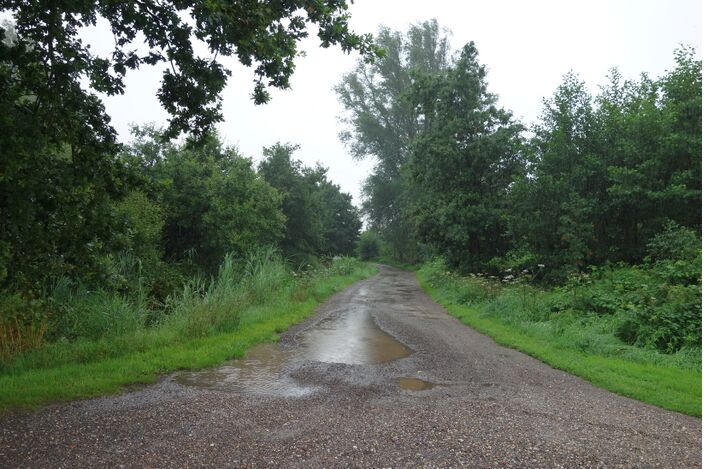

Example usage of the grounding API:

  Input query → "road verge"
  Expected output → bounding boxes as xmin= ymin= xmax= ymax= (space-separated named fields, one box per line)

xmin=416 ymin=263 xmax=701 ymax=417
xmin=0 ymin=259 xmax=377 ymax=411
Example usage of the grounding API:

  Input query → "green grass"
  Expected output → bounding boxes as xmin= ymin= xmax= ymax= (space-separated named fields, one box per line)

xmin=416 ymin=262 xmax=701 ymax=417
xmin=0 ymin=257 xmax=377 ymax=411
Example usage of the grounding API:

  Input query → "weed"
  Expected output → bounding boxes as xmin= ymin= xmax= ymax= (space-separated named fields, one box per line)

xmin=0 ymin=256 xmax=377 ymax=410
xmin=417 ymin=259 xmax=701 ymax=416
xmin=0 ymin=318 xmax=47 ymax=362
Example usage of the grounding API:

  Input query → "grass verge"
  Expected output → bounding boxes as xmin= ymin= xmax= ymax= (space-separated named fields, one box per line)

xmin=0 ymin=257 xmax=377 ymax=411
xmin=416 ymin=261 xmax=701 ymax=417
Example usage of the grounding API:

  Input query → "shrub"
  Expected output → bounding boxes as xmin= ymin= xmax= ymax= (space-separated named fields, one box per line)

xmin=646 ymin=221 xmax=701 ymax=264
xmin=562 ymin=265 xmax=701 ymax=354
xmin=357 ymin=231 xmax=382 ymax=261
xmin=422 ymin=257 xmax=701 ymax=357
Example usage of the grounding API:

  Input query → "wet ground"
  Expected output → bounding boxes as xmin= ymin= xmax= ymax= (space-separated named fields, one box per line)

xmin=174 ymin=290 xmax=412 ymax=397
xmin=0 ymin=266 xmax=701 ymax=467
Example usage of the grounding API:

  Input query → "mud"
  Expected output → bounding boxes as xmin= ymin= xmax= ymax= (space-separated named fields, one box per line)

xmin=0 ymin=266 xmax=700 ymax=468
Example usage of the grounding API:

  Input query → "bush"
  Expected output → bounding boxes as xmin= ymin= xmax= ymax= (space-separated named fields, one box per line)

xmin=645 ymin=222 xmax=701 ymax=287
xmin=646 ymin=221 xmax=701 ymax=264
xmin=421 ymin=257 xmax=701 ymax=357
xmin=614 ymin=282 xmax=701 ymax=352
xmin=561 ymin=264 xmax=701 ymax=354
xmin=357 ymin=231 xmax=382 ymax=261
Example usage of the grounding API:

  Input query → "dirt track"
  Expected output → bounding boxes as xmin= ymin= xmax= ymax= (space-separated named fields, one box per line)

xmin=0 ymin=266 xmax=700 ymax=467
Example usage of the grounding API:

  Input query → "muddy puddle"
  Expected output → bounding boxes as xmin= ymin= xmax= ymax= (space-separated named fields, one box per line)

xmin=398 ymin=377 xmax=434 ymax=391
xmin=174 ymin=309 xmax=411 ymax=396
xmin=297 ymin=308 xmax=410 ymax=365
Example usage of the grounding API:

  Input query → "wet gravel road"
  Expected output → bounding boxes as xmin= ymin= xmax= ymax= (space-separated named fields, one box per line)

xmin=0 ymin=266 xmax=700 ymax=467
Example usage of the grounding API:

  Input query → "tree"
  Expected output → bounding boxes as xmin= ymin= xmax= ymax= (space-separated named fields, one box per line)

xmin=597 ymin=50 xmax=701 ymax=261
xmin=124 ymin=129 xmax=285 ymax=274
xmin=258 ymin=143 xmax=361 ymax=262
xmin=315 ymin=176 xmax=362 ymax=256
xmin=357 ymin=231 xmax=382 ymax=261
xmin=259 ymin=143 xmax=322 ymax=263
xmin=0 ymin=3 xmax=378 ymax=290
xmin=0 ymin=21 xmax=128 ymax=290
xmin=407 ymin=43 xmax=524 ymax=272
xmin=1 ymin=1 xmax=380 ymax=138
xmin=336 ymin=19 xmax=451 ymax=261
xmin=508 ymin=72 xmax=598 ymax=275
xmin=509 ymin=48 xmax=701 ymax=277
xmin=656 ymin=46 xmax=701 ymax=230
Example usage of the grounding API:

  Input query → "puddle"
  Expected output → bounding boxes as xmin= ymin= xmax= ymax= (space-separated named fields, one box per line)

xmin=174 ymin=309 xmax=411 ymax=396
xmin=398 ymin=377 xmax=434 ymax=391
xmin=174 ymin=343 xmax=315 ymax=397
xmin=298 ymin=310 xmax=411 ymax=365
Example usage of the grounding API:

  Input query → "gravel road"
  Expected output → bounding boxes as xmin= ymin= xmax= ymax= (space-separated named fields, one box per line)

xmin=0 ymin=266 xmax=700 ymax=467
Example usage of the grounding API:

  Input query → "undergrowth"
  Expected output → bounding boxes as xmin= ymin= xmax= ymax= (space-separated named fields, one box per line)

xmin=0 ymin=252 xmax=376 ymax=410
xmin=417 ymin=258 xmax=701 ymax=416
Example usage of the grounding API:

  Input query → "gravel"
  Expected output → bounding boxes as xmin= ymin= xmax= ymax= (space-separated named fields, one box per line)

xmin=0 ymin=266 xmax=700 ymax=468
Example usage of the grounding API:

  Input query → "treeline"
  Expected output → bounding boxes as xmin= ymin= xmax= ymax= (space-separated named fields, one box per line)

xmin=0 ymin=122 xmax=361 ymax=350
xmin=340 ymin=21 xmax=701 ymax=354
xmin=340 ymin=20 xmax=700 ymax=277
xmin=118 ymin=128 xmax=361 ymax=296
xmin=0 ymin=0 xmax=378 ymax=362
xmin=3 ymin=124 xmax=361 ymax=293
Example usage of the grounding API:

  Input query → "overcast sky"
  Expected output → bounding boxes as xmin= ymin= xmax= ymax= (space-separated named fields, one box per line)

xmin=75 ymin=0 xmax=702 ymax=205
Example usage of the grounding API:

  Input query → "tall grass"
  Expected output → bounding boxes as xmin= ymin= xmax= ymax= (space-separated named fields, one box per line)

xmin=0 ymin=248 xmax=292 ymax=367
xmin=0 ymin=253 xmax=376 ymax=409
xmin=165 ymin=247 xmax=293 ymax=337
xmin=49 ymin=277 xmax=149 ymax=341
xmin=0 ymin=318 xmax=47 ymax=363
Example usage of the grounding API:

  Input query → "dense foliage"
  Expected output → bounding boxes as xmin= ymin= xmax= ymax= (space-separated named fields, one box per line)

xmin=509 ymin=52 xmax=701 ymax=279
xmin=0 ymin=4 xmax=370 ymax=359
xmin=1 ymin=126 xmax=363 ymax=359
xmin=123 ymin=128 xmax=286 ymax=276
xmin=338 ymin=21 xmax=701 ymax=357
xmin=0 ymin=0 xmax=374 ymax=288
xmin=407 ymin=43 xmax=524 ymax=272
xmin=258 ymin=143 xmax=361 ymax=264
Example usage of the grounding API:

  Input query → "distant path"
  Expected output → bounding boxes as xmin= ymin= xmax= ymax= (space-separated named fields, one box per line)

xmin=0 ymin=266 xmax=700 ymax=467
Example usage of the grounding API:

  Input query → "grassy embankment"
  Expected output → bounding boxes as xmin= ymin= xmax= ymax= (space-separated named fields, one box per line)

xmin=0 ymin=255 xmax=376 ymax=411
xmin=416 ymin=260 xmax=701 ymax=417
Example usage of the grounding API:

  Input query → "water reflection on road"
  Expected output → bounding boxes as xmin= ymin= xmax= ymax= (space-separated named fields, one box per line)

xmin=174 ymin=306 xmax=412 ymax=396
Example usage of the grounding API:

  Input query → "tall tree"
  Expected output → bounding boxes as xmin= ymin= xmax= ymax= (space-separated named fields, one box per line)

xmin=314 ymin=175 xmax=362 ymax=256
xmin=407 ymin=43 xmax=524 ymax=272
xmin=0 ymin=23 xmax=126 ymax=289
xmin=509 ymin=47 xmax=701 ymax=277
xmin=259 ymin=143 xmax=322 ymax=263
xmin=336 ymin=19 xmax=451 ymax=261
xmin=508 ymin=72 xmax=598 ymax=275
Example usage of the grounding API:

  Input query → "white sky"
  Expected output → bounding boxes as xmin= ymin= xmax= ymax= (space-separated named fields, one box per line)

xmin=10 ymin=0 xmax=702 ymax=206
